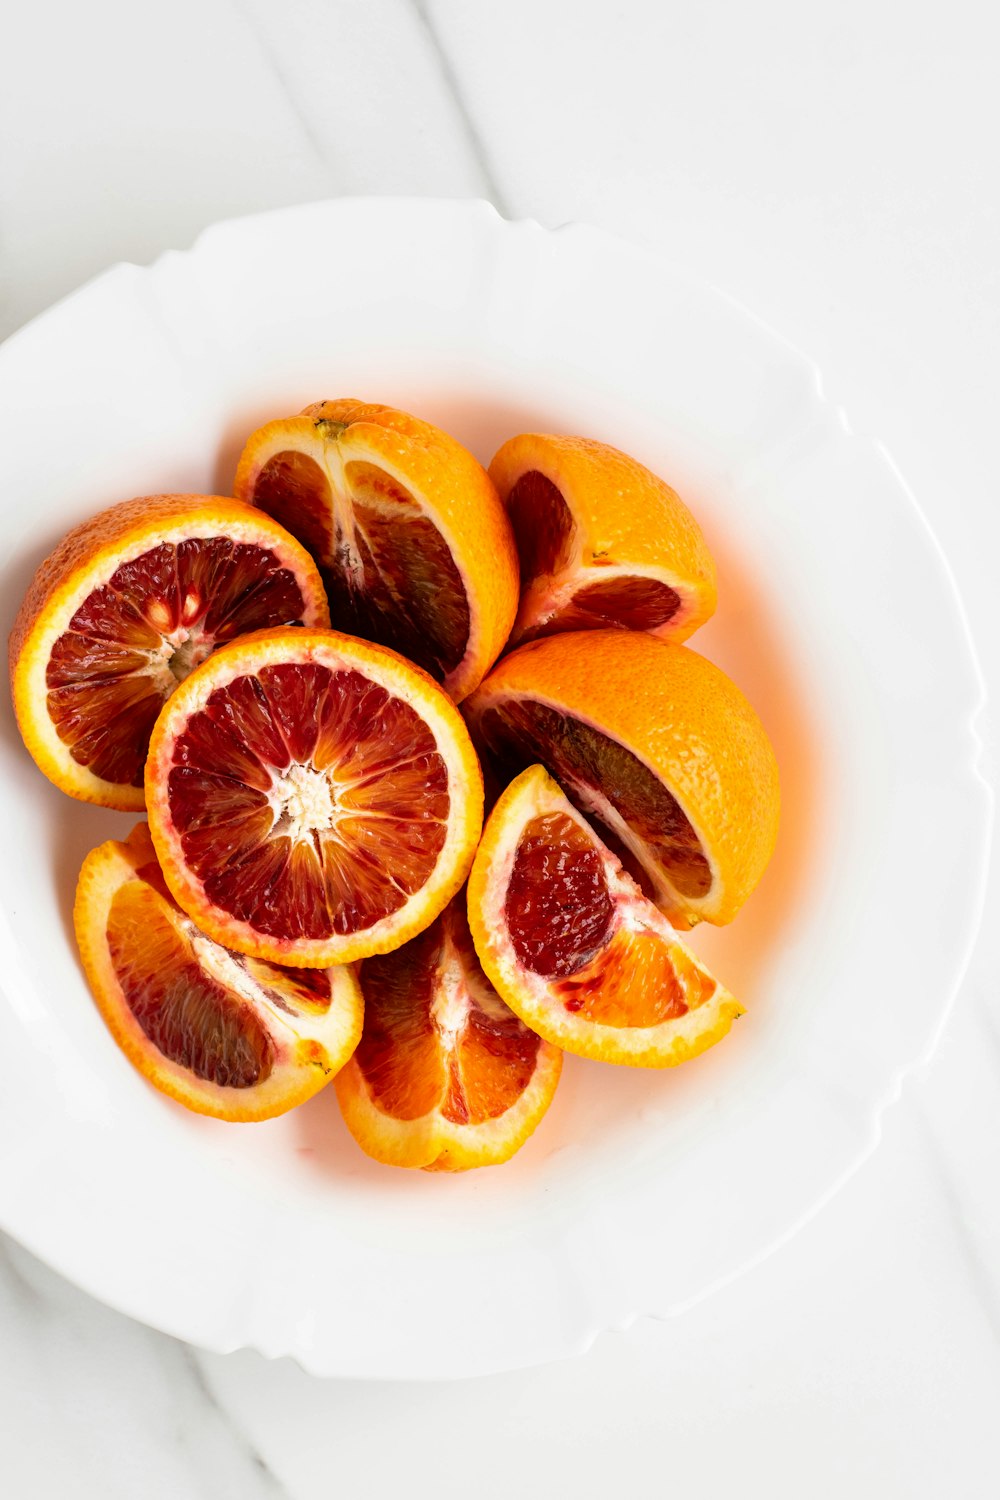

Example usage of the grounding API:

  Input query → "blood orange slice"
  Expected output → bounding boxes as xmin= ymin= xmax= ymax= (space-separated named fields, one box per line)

xmin=489 ymin=434 xmax=716 ymax=646
xmin=468 ymin=767 xmax=743 ymax=1068
xmin=145 ymin=626 xmax=484 ymax=967
xmin=335 ymin=895 xmax=561 ymax=1170
xmin=9 ymin=494 xmax=329 ymax=810
xmin=464 ymin=630 xmax=780 ymax=927
xmin=234 ymin=399 xmax=519 ymax=701
xmin=74 ymin=823 xmax=363 ymax=1120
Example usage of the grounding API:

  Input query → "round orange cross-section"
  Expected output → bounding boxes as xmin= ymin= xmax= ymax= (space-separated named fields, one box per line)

xmin=145 ymin=627 xmax=484 ymax=967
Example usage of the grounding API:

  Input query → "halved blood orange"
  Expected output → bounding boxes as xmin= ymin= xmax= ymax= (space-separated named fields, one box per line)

xmin=145 ymin=626 xmax=484 ymax=967
xmin=464 ymin=630 xmax=780 ymax=927
xmin=75 ymin=823 xmax=363 ymax=1120
xmin=335 ymin=895 xmax=561 ymax=1170
xmin=9 ymin=494 xmax=329 ymax=810
xmin=468 ymin=766 xmax=743 ymax=1068
xmin=233 ymin=399 xmax=519 ymax=701
xmin=489 ymin=434 xmax=717 ymax=646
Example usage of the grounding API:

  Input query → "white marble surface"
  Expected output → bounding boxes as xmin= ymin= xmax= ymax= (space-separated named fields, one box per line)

xmin=1 ymin=1 xmax=999 ymax=1495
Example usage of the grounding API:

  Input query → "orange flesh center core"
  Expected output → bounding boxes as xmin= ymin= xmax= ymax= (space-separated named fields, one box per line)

xmin=46 ymin=538 xmax=309 ymax=787
xmin=250 ymin=440 xmax=471 ymax=683
xmin=354 ymin=906 xmax=541 ymax=1124
xmin=166 ymin=661 xmax=450 ymax=941
xmin=475 ymin=699 xmax=712 ymax=901
xmin=106 ymin=862 xmax=333 ymax=1088
xmin=505 ymin=814 xmax=716 ymax=1029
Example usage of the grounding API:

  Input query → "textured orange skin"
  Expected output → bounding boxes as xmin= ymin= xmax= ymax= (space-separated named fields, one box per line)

xmin=488 ymin=434 xmax=717 ymax=644
xmin=145 ymin=625 xmax=485 ymax=967
xmin=8 ymin=494 xmax=330 ymax=809
xmin=464 ymin=631 xmax=780 ymax=926
xmin=233 ymin=399 xmax=520 ymax=702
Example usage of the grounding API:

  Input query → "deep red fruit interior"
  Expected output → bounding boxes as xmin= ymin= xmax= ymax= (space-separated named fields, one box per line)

xmin=503 ymin=813 xmax=715 ymax=1028
xmin=355 ymin=903 xmax=541 ymax=1124
xmin=248 ymin=451 xmax=334 ymax=567
xmin=167 ymin=662 xmax=449 ymax=941
xmin=47 ymin=538 xmax=308 ymax=786
xmin=475 ymin=699 xmax=712 ymax=899
xmin=553 ymin=575 xmax=680 ymax=633
xmin=504 ymin=812 xmax=613 ymax=978
xmin=505 ymin=470 xmax=575 ymax=579
xmin=252 ymin=453 xmax=470 ymax=681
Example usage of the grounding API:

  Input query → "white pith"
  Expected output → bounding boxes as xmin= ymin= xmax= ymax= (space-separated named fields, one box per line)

xmin=268 ymin=763 xmax=339 ymax=843
xmin=429 ymin=938 xmax=473 ymax=1047
xmin=186 ymin=923 xmax=315 ymax=1041
xmin=428 ymin=925 xmax=518 ymax=1052
xmin=145 ymin=620 xmax=218 ymax=696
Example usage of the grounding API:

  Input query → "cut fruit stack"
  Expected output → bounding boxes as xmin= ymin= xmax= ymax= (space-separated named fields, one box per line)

xmin=10 ymin=402 xmax=780 ymax=1172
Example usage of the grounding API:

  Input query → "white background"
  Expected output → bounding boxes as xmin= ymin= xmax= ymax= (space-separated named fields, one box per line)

xmin=1 ymin=1 xmax=999 ymax=1495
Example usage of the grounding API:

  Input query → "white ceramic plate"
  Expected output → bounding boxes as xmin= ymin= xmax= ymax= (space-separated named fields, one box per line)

xmin=0 ymin=200 xmax=990 ymax=1379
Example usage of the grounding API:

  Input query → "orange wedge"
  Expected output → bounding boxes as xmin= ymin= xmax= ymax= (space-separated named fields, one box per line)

xmin=464 ymin=630 xmax=780 ymax=927
xmin=335 ymin=895 xmax=561 ymax=1170
xmin=489 ymin=434 xmax=716 ymax=646
xmin=234 ymin=399 xmax=519 ymax=701
xmin=468 ymin=767 xmax=743 ymax=1068
xmin=145 ymin=626 xmax=484 ymax=967
xmin=75 ymin=823 xmax=363 ymax=1120
xmin=9 ymin=494 xmax=329 ymax=810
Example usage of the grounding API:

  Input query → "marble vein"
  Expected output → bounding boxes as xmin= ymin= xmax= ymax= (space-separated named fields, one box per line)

xmin=408 ymin=0 xmax=513 ymax=215
xmin=908 ymin=1097 xmax=1000 ymax=1348
xmin=182 ymin=1346 xmax=290 ymax=1499
xmin=0 ymin=1230 xmax=46 ymax=1309
xmin=226 ymin=0 xmax=333 ymax=172
xmin=0 ymin=1234 xmax=289 ymax=1500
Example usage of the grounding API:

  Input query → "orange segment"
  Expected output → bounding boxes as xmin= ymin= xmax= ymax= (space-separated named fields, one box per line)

xmin=145 ymin=627 xmax=484 ymax=967
xmin=463 ymin=630 xmax=780 ymax=927
xmin=489 ymin=434 xmax=717 ymax=646
xmin=9 ymin=494 xmax=329 ymax=809
xmin=234 ymin=399 xmax=520 ymax=701
xmin=335 ymin=896 xmax=562 ymax=1170
xmin=74 ymin=823 xmax=363 ymax=1120
xmin=468 ymin=766 xmax=743 ymax=1069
